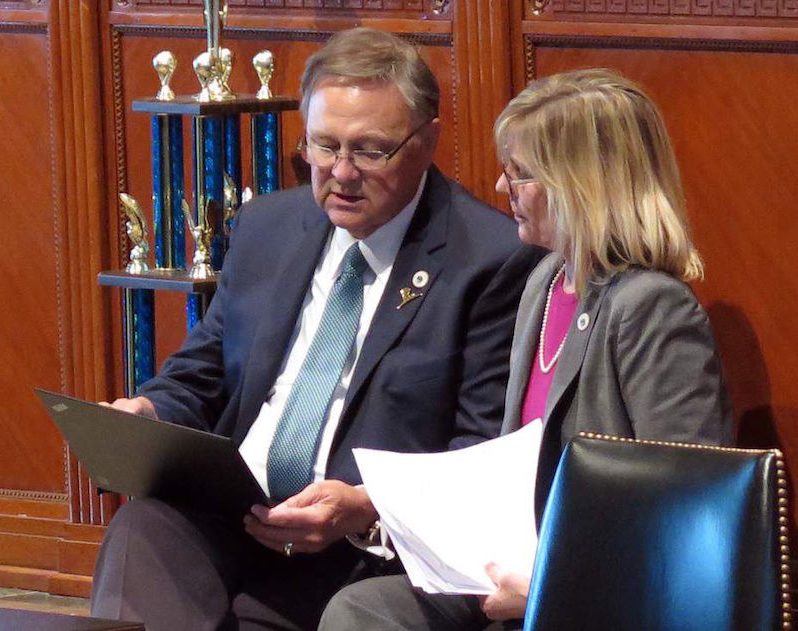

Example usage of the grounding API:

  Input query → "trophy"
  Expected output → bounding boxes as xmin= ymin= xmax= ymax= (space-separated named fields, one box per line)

xmin=223 ymin=172 xmax=239 ymax=237
xmin=219 ymin=47 xmax=233 ymax=95
xmin=253 ymin=50 xmax=274 ymax=100
xmin=193 ymin=0 xmax=234 ymax=102
xmin=153 ymin=51 xmax=177 ymax=101
xmin=182 ymin=199 xmax=216 ymax=280
xmin=119 ymin=193 xmax=150 ymax=274
xmin=101 ymin=1 xmax=298 ymax=394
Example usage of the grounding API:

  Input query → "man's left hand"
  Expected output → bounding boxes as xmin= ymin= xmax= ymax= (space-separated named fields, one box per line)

xmin=243 ymin=480 xmax=378 ymax=554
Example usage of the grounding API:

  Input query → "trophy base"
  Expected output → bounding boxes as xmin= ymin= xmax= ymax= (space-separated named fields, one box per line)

xmin=187 ymin=264 xmax=217 ymax=280
xmin=125 ymin=261 xmax=150 ymax=274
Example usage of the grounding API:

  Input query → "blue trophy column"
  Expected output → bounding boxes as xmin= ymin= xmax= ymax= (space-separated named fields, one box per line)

xmin=123 ymin=287 xmax=155 ymax=396
xmin=122 ymin=114 xmax=184 ymax=395
xmin=153 ymin=114 xmax=185 ymax=269
xmin=188 ymin=115 xmax=228 ymax=329
xmin=252 ymin=112 xmax=280 ymax=195
xmin=110 ymin=95 xmax=297 ymax=390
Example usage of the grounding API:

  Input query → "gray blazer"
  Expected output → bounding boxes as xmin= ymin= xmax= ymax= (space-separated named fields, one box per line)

xmin=502 ymin=253 xmax=733 ymax=516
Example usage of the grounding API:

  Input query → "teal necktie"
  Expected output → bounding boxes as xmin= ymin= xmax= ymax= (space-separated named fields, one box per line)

xmin=267 ymin=243 xmax=369 ymax=501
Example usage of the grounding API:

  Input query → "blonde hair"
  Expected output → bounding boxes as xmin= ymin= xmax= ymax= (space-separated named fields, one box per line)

xmin=300 ymin=28 xmax=439 ymax=123
xmin=495 ymin=69 xmax=703 ymax=295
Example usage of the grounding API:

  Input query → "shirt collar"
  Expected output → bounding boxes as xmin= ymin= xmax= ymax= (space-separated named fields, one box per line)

xmin=330 ymin=170 xmax=428 ymax=277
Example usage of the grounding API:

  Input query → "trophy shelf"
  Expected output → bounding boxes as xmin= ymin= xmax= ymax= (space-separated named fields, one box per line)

xmin=97 ymin=269 xmax=218 ymax=294
xmin=132 ymin=95 xmax=299 ymax=116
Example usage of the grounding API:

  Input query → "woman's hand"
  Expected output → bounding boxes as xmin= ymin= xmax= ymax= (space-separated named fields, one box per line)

xmin=478 ymin=562 xmax=530 ymax=621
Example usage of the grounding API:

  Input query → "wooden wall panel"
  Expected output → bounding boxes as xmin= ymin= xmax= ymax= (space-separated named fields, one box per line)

xmin=3 ymin=0 xmax=798 ymax=598
xmin=0 ymin=0 xmax=113 ymax=598
xmin=0 ymin=26 xmax=66 ymax=494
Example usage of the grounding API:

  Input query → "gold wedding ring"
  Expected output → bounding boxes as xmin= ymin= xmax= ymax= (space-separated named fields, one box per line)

xmin=283 ymin=542 xmax=293 ymax=558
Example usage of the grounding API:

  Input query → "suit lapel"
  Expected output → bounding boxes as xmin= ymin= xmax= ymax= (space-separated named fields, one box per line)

xmin=341 ymin=168 xmax=448 ymax=414
xmin=235 ymin=206 xmax=331 ymax=438
xmin=544 ymin=276 xmax=609 ymax=423
xmin=535 ymin=266 xmax=610 ymax=523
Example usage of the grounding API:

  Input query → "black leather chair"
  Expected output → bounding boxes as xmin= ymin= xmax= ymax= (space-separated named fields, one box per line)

xmin=524 ymin=433 xmax=792 ymax=631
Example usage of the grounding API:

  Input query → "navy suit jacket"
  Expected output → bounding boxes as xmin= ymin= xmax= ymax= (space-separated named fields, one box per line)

xmin=139 ymin=166 xmax=545 ymax=485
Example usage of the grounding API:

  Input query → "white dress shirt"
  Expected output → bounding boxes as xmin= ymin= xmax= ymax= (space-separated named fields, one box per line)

xmin=239 ymin=172 xmax=427 ymax=497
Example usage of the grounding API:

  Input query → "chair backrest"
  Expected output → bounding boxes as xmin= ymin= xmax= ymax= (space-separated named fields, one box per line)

xmin=524 ymin=433 xmax=791 ymax=631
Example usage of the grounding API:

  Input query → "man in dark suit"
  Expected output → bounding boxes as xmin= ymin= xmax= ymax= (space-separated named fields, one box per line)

xmin=90 ymin=27 xmax=543 ymax=630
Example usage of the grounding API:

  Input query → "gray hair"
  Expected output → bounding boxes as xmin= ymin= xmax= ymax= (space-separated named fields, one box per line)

xmin=299 ymin=27 xmax=439 ymax=123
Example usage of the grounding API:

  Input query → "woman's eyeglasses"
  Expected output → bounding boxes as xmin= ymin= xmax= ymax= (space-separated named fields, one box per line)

xmin=502 ymin=166 xmax=539 ymax=200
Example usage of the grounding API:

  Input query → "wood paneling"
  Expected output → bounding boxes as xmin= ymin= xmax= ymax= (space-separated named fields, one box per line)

xmin=0 ymin=0 xmax=117 ymax=595
xmin=2 ymin=0 xmax=798 ymax=596
xmin=0 ymin=25 xmax=64 ymax=494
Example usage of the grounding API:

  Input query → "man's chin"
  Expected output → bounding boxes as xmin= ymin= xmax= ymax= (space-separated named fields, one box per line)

xmin=326 ymin=208 xmax=369 ymax=238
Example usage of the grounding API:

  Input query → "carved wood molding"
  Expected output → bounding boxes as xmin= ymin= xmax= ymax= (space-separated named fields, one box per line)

xmin=524 ymin=32 xmax=798 ymax=60
xmin=0 ymin=0 xmax=47 ymax=9
xmin=0 ymin=489 xmax=68 ymax=503
xmin=524 ymin=30 xmax=536 ymax=83
xmin=113 ymin=0 xmax=443 ymax=17
xmin=0 ymin=22 xmax=45 ymax=32
xmin=112 ymin=23 xmax=450 ymax=46
xmin=119 ymin=0 xmax=426 ymax=6
xmin=540 ymin=0 xmax=798 ymax=19
xmin=110 ymin=26 xmax=128 ymax=269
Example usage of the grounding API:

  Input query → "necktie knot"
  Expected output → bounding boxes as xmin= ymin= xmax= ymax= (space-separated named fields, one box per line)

xmin=340 ymin=243 xmax=369 ymax=281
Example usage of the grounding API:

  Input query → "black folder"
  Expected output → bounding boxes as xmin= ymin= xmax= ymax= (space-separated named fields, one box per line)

xmin=35 ymin=388 xmax=269 ymax=517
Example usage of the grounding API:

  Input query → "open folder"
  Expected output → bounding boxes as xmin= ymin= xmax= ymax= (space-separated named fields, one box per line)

xmin=35 ymin=388 xmax=268 ymax=517
xmin=354 ymin=420 xmax=543 ymax=595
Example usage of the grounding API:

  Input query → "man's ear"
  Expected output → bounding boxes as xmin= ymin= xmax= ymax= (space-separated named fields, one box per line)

xmin=421 ymin=117 xmax=442 ymax=155
xmin=427 ymin=117 xmax=442 ymax=145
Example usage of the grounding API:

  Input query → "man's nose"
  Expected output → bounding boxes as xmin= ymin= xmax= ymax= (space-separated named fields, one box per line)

xmin=331 ymin=154 xmax=361 ymax=181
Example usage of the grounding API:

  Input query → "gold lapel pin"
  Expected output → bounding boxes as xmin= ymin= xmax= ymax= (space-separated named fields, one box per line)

xmin=397 ymin=287 xmax=423 ymax=310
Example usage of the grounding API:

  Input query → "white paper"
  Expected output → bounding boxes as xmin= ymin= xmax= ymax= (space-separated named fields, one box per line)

xmin=354 ymin=420 xmax=543 ymax=594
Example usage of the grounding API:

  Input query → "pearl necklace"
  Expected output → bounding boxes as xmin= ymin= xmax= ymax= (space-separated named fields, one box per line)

xmin=538 ymin=265 xmax=568 ymax=374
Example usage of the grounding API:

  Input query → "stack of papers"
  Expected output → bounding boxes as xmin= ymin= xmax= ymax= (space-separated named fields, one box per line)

xmin=353 ymin=420 xmax=543 ymax=594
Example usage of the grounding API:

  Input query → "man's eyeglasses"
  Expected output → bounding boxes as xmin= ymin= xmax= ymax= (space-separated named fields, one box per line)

xmin=302 ymin=120 xmax=432 ymax=172
xmin=502 ymin=166 xmax=539 ymax=199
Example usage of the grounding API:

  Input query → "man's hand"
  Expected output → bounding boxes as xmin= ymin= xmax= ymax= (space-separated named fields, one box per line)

xmin=99 ymin=396 xmax=158 ymax=419
xmin=478 ymin=562 xmax=530 ymax=621
xmin=243 ymin=480 xmax=378 ymax=554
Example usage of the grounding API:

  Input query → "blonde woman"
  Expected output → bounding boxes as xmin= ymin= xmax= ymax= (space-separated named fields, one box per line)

xmin=318 ymin=69 xmax=732 ymax=630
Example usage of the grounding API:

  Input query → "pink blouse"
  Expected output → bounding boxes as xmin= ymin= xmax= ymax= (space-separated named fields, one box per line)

xmin=520 ymin=274 xmax=579 ymax=426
